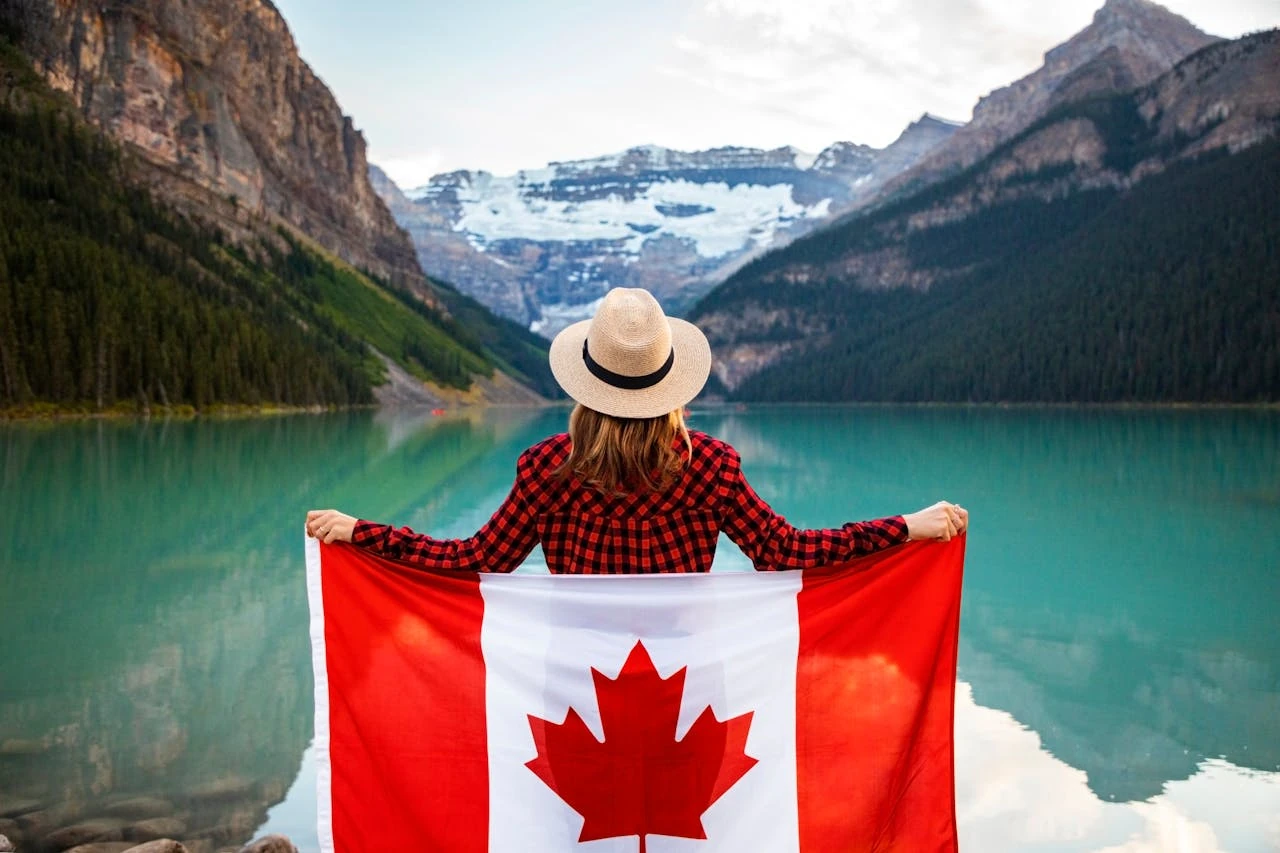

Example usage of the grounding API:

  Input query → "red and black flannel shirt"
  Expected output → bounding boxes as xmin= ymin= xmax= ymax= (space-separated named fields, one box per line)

xmin=351 ymin=430 xmax=908 ymax=574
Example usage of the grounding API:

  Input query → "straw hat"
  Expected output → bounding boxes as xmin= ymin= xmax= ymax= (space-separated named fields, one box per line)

xmin=549 ymin=288 xmax=712 ymax=419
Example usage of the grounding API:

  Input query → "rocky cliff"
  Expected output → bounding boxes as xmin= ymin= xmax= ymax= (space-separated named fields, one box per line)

xmin=373 ymin=115 xmax=959 ymax=335
xmin=881 ymin=0 xmax=1217 ymax=202
xmin=2 ymin=0 xmax=426 ymax=293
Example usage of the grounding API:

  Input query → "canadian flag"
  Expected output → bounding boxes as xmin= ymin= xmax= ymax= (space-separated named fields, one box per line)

xmin=305 ymin=534 xmax=964 ymax=853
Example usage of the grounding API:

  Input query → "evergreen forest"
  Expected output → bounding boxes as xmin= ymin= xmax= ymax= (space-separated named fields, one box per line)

xmin=0 ymin=38 xmax=556 ymax=414
xmin=722 ymin=140 xmax=1280 ymax=403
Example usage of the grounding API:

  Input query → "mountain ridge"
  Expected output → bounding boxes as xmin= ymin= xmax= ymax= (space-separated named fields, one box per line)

xmin=877 ymin=0 xmax=1219 ymax=203
xmin=0 ymin=0 xmax=437 ymax=297
xmin=373 ymin=114 xmax=959 ymax=335
xmin=688 ymin=29 xmax=1280 ymax=401
xmin=0 ymin=2 xmax=557 ymax=410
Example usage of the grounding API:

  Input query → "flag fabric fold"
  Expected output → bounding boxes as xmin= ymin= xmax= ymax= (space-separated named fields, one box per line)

xmin=305 ymin=533 xmax=965 ymax=853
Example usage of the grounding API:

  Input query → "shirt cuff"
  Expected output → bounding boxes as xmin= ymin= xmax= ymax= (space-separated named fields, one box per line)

xmin=351 ymin=519 xmax=388 ymax=549
xmin=883 ymin=515 xmax=910 ymax=545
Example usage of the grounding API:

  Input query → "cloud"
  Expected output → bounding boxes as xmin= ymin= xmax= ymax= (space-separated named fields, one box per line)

xmin=953 ymin=682 xmax=1280 ymax=851
xmin=659 ymin=0 xmax=1109 ymax=147
xmin=284 ymin=0 xmax=1280 ymax=178
xmin=654 ymin=0 xmax=1280 ymax=150
xmin=373 ymin=150 xmax=448 ymax=190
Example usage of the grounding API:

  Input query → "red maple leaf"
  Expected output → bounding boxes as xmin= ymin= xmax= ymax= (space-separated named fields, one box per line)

xmin=525 ymin=641 xmax=758 ymax=852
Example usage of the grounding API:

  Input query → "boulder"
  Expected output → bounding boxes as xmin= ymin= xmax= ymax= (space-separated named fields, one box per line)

xmin=180 ymin=778 xmax=254 ymax=803
xmin=41 ymin=818 xmax=127 ymax=851
xmin=121 ymin=842 xmax=188 ymax=853
xmin=104 ymin=799 xmax=175 ymax=820
xmin=182 ymin=803 xmax=259 ymax=843
xmin=0 ymin=798 xmax=41 ymax=818
xmin=17 ymin=806 xmax=79 ymax=838
xmin=238 ymin=836 xmax=298 ymax=853
xmin=63 ymin=844 xmax=136 ymax=853
xmin=125 ymin=819 xmax=187 ymax=842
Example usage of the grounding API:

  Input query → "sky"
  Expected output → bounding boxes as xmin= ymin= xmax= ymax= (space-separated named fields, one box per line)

xmin=271 ymin=0 xmax=1280 ymax=188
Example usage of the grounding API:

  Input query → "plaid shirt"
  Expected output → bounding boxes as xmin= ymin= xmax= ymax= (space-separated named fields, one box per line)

xmin=352 ymin=430 xmax=908 ymax=574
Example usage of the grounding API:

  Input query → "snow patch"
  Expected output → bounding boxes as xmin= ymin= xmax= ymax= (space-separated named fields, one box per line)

xmin=790 ymin=147 xmax=818 ymax=170
xmin=530 ymin=295 xmax=607 ymax=339
xmin=452 ymin=177 xmax=830 ymax=259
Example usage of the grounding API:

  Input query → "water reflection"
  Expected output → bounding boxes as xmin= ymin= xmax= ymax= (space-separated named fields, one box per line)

xmin=0 ymin=409 xmax=546 ymax=850
xmin=2 ymin=406 xmax=1278 ymax=852
xmin=699 ymin=407 xmax=1280 ymax=802
xmin=955 ymin=683 xmax=1280 ymax=852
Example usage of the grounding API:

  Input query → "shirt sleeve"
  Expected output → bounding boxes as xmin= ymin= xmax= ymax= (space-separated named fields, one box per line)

xmin=349 ymin=449 xmax=541 ymax=573
xmin=715 ymin=446 xmax=908 ymax=572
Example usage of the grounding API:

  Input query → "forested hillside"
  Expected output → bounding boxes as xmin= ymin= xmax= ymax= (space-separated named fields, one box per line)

xmin=732 ymin=138 xmax=1280 ymax=402
xmin=691 ymin=30 xmax=1280 ymax=403
xmin=0 ymin=39 xmax=555 ymax=414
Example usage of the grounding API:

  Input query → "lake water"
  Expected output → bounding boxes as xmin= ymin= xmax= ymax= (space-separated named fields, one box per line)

xmin=1 ymin=406 xmax=1278 ymax=852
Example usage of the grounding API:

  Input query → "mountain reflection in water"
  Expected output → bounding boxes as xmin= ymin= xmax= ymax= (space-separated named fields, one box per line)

xmin=1 ymin=406 xmax=1277 ymax=852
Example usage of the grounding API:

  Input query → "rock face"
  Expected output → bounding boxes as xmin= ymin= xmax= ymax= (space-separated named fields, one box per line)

xmin=2 ymin=0 xmax=426 ymax=293
xmin=374 ymin=116 xmax=959 ymax=335
xmin=692 ymin=30 xmax=1280 ymax=390
xmin=883 ymin=0 xmax=1217 ymax=199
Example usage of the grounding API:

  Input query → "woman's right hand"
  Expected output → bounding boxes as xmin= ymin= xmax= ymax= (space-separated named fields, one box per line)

xmin=903 ymin=501 xmax=968 ymax=542
xmin=306 ymin=509 xmax=357 ymax=544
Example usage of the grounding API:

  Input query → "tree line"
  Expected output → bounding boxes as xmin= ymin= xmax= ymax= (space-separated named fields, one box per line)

xmin=733 ymin=140 xmax=1280 ymax=403
xmin=0 ymin=96 xmax=377 ymax=410
xmin=0 ymin=36 xmax=558 ymax=413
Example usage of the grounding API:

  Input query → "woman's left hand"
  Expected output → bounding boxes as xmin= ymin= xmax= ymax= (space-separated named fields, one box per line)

xmin=902 ymin=501 xmax=968 ymax=542
xmin=306 ymin=509 xmax=357 ymax=544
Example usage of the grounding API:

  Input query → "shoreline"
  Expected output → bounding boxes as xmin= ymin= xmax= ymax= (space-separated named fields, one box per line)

xmin=0 ymin=402 xmax=377 ymax=423
xmin=702 ymin=399 xmax=1280 ymax=411
xmin=3 ymin=397 xmax=1278 ymax=423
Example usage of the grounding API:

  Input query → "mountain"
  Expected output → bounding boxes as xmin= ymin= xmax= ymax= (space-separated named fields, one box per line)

xmin=879 ymin=0 xmax=1218 ymax=202
xmin=1 ymin=0 xmax=431 ymax=294
xmin=372 ymin=116 xmax=959 ymax=335
xmin=689 ymin=31 xmax=1280 ymax=402
xmin=0 ymin=1 xmax=556 ymax=411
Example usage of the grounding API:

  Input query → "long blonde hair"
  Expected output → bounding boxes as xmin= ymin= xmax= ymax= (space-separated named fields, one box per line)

xmin=558 ymin=404 xmax=692 ymax=494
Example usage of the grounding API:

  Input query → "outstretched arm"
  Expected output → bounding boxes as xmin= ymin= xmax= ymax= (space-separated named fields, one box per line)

xmin=305 ymin=452 xmax=541 ymax=573
xmin=716 ymin=448 xmax=965 ymax=571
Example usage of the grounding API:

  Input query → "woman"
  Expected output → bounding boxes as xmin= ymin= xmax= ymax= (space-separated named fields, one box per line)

xmin=306 ymin=288 xmax=966 ymax=570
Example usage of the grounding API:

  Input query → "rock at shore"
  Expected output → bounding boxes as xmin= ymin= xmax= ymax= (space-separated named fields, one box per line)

xmin=16 ymin=806 xmax=79 ymax=839
xmin=124 ymin=818 xmax=188 ymax=843
xmin=120 ymin=841 xmax=188 ymax=853
xmin=41 ymin=818 xmax=128 ymax=850
xmin=238 ymin=836 xmax=298 ymax=853
xmin=0 ymin=798 xmax=41 ymax=819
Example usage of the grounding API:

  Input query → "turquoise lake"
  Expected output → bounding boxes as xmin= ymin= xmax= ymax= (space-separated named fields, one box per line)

xmin=1 ymin=405 xmax=1278 ymax=851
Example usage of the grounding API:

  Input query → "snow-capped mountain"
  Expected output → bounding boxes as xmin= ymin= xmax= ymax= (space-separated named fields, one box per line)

xmin=372 ymin=115 xmax=959 ymax=335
